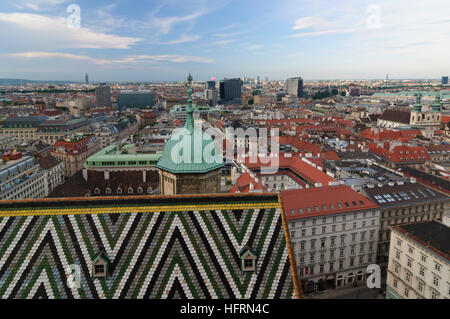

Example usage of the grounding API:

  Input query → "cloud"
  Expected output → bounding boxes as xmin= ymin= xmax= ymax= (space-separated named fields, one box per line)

xmin=157 ymin=34 xmax=201 ymax=45
xmin=153 ymin=11 xmax=205 ymax=35
xmin=17 ymin=0 xmax=67 ymax=11
xmin=292 ymin=16 xmax=337 ymax=30
xmin=0 ymin=12 xmax=141 ymax=49
xmin=213 ymin=39 xmax=235 ymax=45
xmin=214 ymin=31 xmax=248 ymax=38
xmin=246 ymin=44 xmax=263 ymax=50
xmin=291 ymin=15 xmax=361 ymax=37
xmin=12 ymin=52 xmax=214 ymax=64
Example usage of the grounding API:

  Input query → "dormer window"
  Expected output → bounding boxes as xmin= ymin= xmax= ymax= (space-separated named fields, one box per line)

xmin=91 ymin=250 xmax=110 ymax=279
xmin=239 ymin=245 xmax=258 ymax=274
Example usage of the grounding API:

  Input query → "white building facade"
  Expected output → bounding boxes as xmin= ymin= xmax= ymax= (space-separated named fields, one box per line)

xmin=281 ymin=186 xmax=381 ymax=291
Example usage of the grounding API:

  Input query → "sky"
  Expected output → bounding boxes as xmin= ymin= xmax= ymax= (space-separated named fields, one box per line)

xmin=0 ymin=0 xmax=449 ymax=82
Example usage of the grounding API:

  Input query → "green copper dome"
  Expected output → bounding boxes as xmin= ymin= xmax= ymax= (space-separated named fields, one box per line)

xmin=412 ymin=93 xmax=422 ymax=112
xmin=156 ymin=75 xmax=224 ymax=174
xmin=431 ymin=94 xmax=442 ymax=112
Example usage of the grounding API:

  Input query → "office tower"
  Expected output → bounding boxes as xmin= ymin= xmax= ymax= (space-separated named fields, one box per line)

xmin=286 ymin=77 xmax=304 ymax=98
xmin=443 ymin=76 xmax=449 ymax=85
xmin=118 ymin=91 xmax=154 ymax=111
xmin=206 ymin=80 xmax=216 ymax=90
xmin=205 ymin=80 xmax=218 ymax=106
xmin=219 ymin=78 xmax=243 ymax=102
xmin=95 ymin=84 xmax=111 ymax=108
xmin=85 ymin=73 xmax=89 ymax=85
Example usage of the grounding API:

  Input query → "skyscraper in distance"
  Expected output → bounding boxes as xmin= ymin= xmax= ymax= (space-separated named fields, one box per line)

xmin=219 ymin=78 xmax=243 ymax=103
xmin=85 ymin=73 xmax=89 ymax=85
xmin=286 ymin=77 xmax=304 ymax=98
xmin=443 ymin=76 xmax=449 ymax=85
xmin=95 ymin=84 xmax=111 ymax=108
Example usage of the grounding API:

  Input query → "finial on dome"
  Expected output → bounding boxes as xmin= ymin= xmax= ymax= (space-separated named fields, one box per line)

xmin=187 ymin=73 xmax=193 ymax=86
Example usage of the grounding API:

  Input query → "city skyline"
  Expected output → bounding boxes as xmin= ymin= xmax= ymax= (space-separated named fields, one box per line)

xmin=0 ymin=0 xmax=449 ymax=81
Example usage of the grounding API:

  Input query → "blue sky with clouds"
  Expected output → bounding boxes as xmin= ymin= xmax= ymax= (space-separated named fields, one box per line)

xmin=0 ymin=0 xmax=449 ymax=81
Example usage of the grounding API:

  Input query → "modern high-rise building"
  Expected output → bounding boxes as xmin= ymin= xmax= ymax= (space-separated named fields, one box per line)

xmin=442 ymin=76 xmax=448 ymax=85
xmin=85 ymin=73 xmax=89 ymax=85
xmin=286 ymin=77 xmax=304 ymax=98
xmin=206 ymin=80 xmax=216 ymax=90
xmin=219 ymin=78 xmax=243 ymax=102
xmin=95 ymin=85 xmax=111 ymax=108
xmin=117 ymin=91 xmax=154 ymax=111
xmin=205 ymin=80 xmax=218 ymax=106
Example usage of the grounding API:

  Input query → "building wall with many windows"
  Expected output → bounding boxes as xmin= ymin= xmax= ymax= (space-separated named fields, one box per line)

xmin=281 ymin=186 xmax=380 ymax=291
xmin=386 ymin=221 xmax=449 ymax=299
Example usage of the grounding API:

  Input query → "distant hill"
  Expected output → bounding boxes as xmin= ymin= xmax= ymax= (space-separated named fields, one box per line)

xmin=0 ymin=79 xmax=78 ymax=85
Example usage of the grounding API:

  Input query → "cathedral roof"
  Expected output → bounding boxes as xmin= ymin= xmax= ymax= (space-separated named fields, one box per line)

xmin=156 ymin=76 xmax=224 ymax=174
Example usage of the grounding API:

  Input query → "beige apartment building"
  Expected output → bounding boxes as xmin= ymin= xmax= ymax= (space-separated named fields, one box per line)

xmin=386 ymin=221 xmax=449 ymax=299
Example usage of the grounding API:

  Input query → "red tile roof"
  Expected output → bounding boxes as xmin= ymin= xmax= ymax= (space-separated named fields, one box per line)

xmin=244 ymin=154 xmax=334 ymax=186
xmin=229 ymin=172 xmax=267 ymax=193
xmin=369 ymin=143 xmax=430 ymax=164
xmin=360 ymin=128 xmax=422 ymax=142
xmin=281 ymin=186 xmax=379 ymax=220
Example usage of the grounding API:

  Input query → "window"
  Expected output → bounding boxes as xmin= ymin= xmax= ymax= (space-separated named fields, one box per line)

xmin=433 ymin=276 xmax=439 ymax=287
xmin=312 ymin=228 xmax=316 ymax=236
xmin=301 ymin=229 xmax=306 ymax=237
xmin=419 ymin=266 xmax=425 ymax=276
xmin=310 ymin=240 xmax=316 ymax=250
xmin=322 ymin=226 xmax=326 ymax=234
xmin=394 ymin=263 xmax=399 ymax=274
xmin=350 ymin=257 xmax=354 ymax=266
xmin=330 ymin=237 xmax=336 ymax=246
xmin=396 ymin=250 xmax=401 ymax=260
xmin=434 ymin=263 xmax=441 ymax=272
xmin=244 ymin=259 xmax=254 ymax=268
xmin=407 ymin=258 xmax=412 ymax=268
xmin=404 ymin=288 xmax=409 ymax=297
xmin=319 ymin=264 xmax=324 ymax=273
xmin=431 ymin=290 xmax=438 ymax=299
xmin=418 ymin=281 xmax=423 ymax=293
xmin=397 ymin=239 xmax=402 ymax=247
xmin=406 ymin=272 xmax=411 ymax=282
xmin=421 ymin=255 xmax=427 ymax=262
xmin=393 ymin=279 xmax=398 ymax=288
xmin=95 ymin=264 xmax=105 ymax=275
xmin=329 ymin=262 xmax=334 ymax=271
xmin=300 ymin=241 xmax=305 ymax=252
xmin=408 ymin=246 xmax=414 ymax=254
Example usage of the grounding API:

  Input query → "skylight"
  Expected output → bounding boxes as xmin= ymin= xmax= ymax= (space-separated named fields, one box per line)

xmin=399 ymin=192 xmax=411 ymax=200
xmin=374 ymin=195 xmax=386 ymax=203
